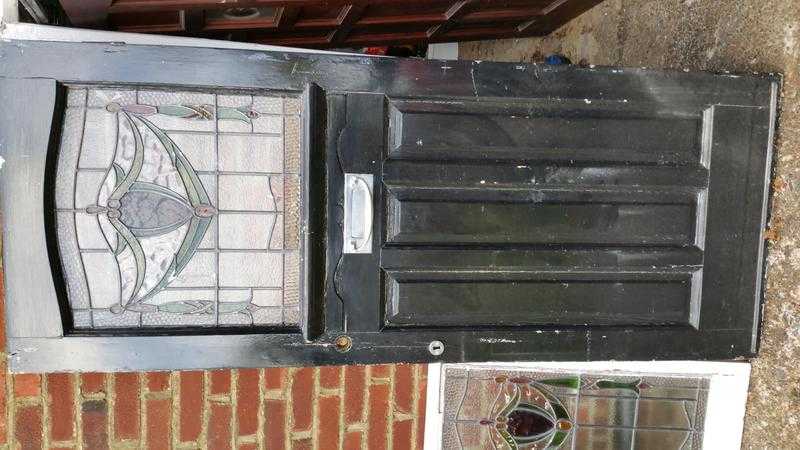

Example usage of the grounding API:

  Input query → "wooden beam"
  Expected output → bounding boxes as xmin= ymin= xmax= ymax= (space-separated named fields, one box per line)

xmin=180 ymin=8 xmax=205 ymax=33
xmin=460 ymin=6 xmax=547 ymax=24
xmin=516 ymin=17 xmax=538 ymax=33
xmin=276 ymin=6 xmax=300 ymax=29
xmin=426 ymin=0 xmax=476 ymax=39
xmin=19 ymin=0 xmax=71 ymax=24
xmin=329 ymin=4 xmax=365 ymax=45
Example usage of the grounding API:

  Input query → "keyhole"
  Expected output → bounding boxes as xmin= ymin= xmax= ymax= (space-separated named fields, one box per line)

xmin=428 ymin=340 xmax=445 ymax=356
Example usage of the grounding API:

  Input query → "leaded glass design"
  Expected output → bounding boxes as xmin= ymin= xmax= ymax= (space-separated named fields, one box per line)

xmin=55 ymin=87 xmax=304 ymax=328
xmin=442 ymin=367 xmax=709 ymax=450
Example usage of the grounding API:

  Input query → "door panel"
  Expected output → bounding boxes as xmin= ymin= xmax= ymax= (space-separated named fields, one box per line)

xmin=384 ymin=272 xmax=694 ymax=327
xmin=350 ymin=96 xmax=712 ymax=332
xmin=387 ymin=99 xmax=703 ymax=164
xmin=385 ymin=193 xmax=697 ymax=246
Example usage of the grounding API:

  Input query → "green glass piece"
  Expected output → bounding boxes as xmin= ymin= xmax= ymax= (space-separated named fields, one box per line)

xmin=111 ymin=163 xmax=125 ymax=188
xmin=136 ymin=259 xmax=177 ymax=305
xmin=138 ymin=116 xmax=211 ymax=207
xmin=496 ymin=385 xmax=522 ymax=419
xmin=157 ymin=300 xmax=214 ymax=314
xmin=109 ymin=113 xmax=145 ymax=203
xmin=113 ymin=234 xmax=128 ymax=256
xmin=497 ymin=428 xmax=519 ymax=450
xmin=175 ymin=216 xmax=212 ymax=273
xmin=108 ymin=216 xmax=146 ymax=307
xmin=218 ymin=301 xmax=254 ymax=314
xmin=536 ymin=387 xmax=570 ymax=422
xmin=217 ymin=106 xmax=252 ymax=123
xmin=110 ymin=164 xmax=129 ymax=256
xmin=156 ymin=104 xmax=214 ymax=119
xmin=547 ymin=431 xmax=569 ymax=449
xmin=594 ymin=379 xmax=642 ymax=396
xmin=153 ymin=300 xmax=253 ymax=315
xmin=538 ymin=377 xmax=580 ymax=390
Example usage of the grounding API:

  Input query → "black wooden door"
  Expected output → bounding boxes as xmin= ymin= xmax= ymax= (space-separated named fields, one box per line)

xmin=0 ymin=39 xmax=777 ymax=372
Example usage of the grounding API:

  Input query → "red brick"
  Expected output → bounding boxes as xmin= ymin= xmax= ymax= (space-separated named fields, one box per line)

xmin=239 ymin=443 xmax=258 ymax=450
xmin=0 ymin=274 xmax=6 ymax=348
xmin=344 ymin=365 xmax=366 ymax=424
xmin=14 ymin=374 xmax=41 ymax=398
xmin=370 ymin=364 xmax=391 ymax=379
xmin=0 ymin=360 xmax=7 ymax=444
xmin=113 ymin=373 xmax=140 ymax=441
xmin=15 ymin=405 xmax=43 ymax=450
xmin=393 ymin=364 xmax=414 ymax=414
xmin=147 ymin=372 xmax=170 ymax=392
xmin=236 ymin=369 xmax=260 ymax=436
xmin=80 ymin=373 xmax=106 ymax=395
xmin=208 ymin=403 xmax=232 ymax=450
xmin=415 ymin=366 xmax=427 ymax=450
xmin=210 ymin=370 xmax=232 ymax=396
xmin=316 ymin=395 xmax=341 ymax=448
xmin=392 ymin=419 xmax=413 ymax=450
xmin=82 ymin=400 xmax=109 ymax=449
xmin=290 ymin=368 xmax=314 ymax=431
xmin=264 ymin=368 xmax=286 ymax=391
xmin=146 ymin=398 xmax=172 ymax=450
xmin=47 ymin=373 xmax=75 ymax=441
xmin=343 ymin=431 xmax=363 ymax=450
xmin=292 ymin=438 xmax=312 ymax=450
xmin=179 ymin=371 xmax=204 ymax=442
xmin=367 ymin=383 xmax=390 ymax=450
xmin=263 ymin=399 xmax=287 ymax=450
xmin=319 ymin=366 xmax=341 ymax=390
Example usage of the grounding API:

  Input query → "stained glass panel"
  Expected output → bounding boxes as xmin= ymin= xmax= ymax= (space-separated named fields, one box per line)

xmin=55 ymin=86 xmax=304 ymax=328
xmin=441 ymin=367 xmax=709 ymax=450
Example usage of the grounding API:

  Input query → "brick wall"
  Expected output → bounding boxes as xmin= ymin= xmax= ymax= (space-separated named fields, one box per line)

xmin=0 ymin=277 xmax=429 ymax=449
xmin=2 ymin=365 xmax=427 ymax=449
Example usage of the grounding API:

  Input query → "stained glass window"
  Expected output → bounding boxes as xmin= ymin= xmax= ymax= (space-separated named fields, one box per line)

xmin=441 ymin=367 xmax=709 ymax=449
xmin=55 ymin=87 xmax=304 ymax=328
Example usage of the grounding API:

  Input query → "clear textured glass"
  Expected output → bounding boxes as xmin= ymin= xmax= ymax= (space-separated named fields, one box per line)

xmin=55 ymin=87 xmax=304 ymax=328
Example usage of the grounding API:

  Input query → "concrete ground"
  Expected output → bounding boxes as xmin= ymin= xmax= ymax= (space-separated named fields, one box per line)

xmin=460 ymin=1 xmax=800 ymax=448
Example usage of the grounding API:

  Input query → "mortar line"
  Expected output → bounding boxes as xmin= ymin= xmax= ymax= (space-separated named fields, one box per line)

xmin=74 ymin=373 xmax=84 ymax=450
xmin=139 ymin=372 xmax=147 ymax=447
xmin=231 ymin=369 xmax=240 ymax=450
xmin=107 ymin=373 xmax=116 ymax=445
xmin=257 ymin=368 xmax=266 ymax=450
xmin=6 ymin=370 xmax=13 ymax=450
xmin=337 ymin=366 xmax=345 ymax=450
xmin=171 ymin=371 xmax=180 ymax=450
xmin=364 ymin=366 xmax=373 ymax=450
xmin=284 ymin=368 xmax=294 ymax=450
xmin=410 ymin=365 xmax=420 ymax=450
xmin=42 ymin=374 xmax=51 ymax=449
xmin=311 ymin=368 xmax=320 ymax=450
xmin=388 ymin=365 xmax=396 ymax=450
xmin=201 ymin=370 xmax=211 ymax=450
